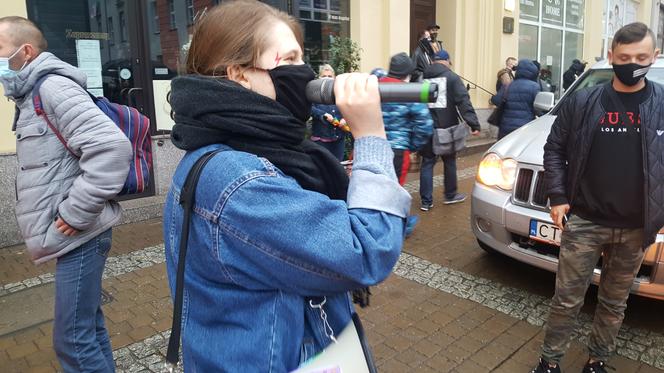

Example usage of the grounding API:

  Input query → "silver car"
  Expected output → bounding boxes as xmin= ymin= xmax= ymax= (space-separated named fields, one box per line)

xmin=471 ymin=57 xmax=664 ymax=301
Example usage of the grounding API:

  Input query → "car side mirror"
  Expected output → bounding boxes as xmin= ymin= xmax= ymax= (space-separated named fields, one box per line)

xmin=534 ymin=91 xmax=555 ymax=113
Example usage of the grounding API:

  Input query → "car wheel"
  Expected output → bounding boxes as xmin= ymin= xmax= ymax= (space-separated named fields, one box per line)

xmin=477 ymin=239 xmax=498 ymax=255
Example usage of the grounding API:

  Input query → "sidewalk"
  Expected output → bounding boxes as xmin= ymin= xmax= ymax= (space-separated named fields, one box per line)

xmin=0 ymin=156 xmax=662 ymax=372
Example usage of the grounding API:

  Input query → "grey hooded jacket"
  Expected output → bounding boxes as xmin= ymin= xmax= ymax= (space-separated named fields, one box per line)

xmin=4 ymin=52 xmax=132 ymax=264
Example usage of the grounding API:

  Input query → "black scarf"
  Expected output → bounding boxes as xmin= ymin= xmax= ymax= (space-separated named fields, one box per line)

xmin=169 ymin=75 xmax=348 ymax=200
xmin=170 ymin=75 xmax=374 ymax=307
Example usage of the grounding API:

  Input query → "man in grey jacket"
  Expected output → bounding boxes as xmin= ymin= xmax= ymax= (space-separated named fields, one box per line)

xmin=0 ymin=17 xmax=131 ymax=372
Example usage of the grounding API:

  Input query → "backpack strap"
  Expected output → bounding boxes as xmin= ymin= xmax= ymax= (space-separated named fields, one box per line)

xmin=32 ymin=75 xmax=79 ymax=159
xmin=166 ymin=149 xmax=225 ymax=368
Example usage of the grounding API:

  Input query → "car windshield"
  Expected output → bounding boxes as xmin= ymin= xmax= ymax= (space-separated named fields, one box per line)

xmin=571 ymin=68 xmax=664 ymax=91
xmin=552 ymin=67 xmax=664 ymax=114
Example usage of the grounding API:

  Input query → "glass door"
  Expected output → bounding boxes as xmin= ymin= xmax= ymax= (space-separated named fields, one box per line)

xmin=27 ymin=0 xmax=156 ymax=197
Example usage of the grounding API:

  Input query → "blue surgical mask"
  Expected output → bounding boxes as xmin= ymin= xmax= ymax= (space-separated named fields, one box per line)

xmin=0 ymin=45 xmax=27 ymax=78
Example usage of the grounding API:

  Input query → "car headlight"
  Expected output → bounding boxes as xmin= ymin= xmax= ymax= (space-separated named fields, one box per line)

xmin=477 ymin=153 xmax=518 ymax=190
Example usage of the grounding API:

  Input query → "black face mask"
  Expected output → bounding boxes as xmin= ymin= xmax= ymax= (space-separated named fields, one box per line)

xmin=430 ymin=33 xmax=438 ymax=41
xmin=266 ymin=64 xmax=316 ymax=123
xmin=613 ymin=62 xmax=651 ymax=86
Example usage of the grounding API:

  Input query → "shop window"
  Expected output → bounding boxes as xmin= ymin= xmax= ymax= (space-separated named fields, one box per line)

xmin=565 ymin=0 xmax=584 ymax=29
xmin=119 ymin=11 xmax=127 ymax=42
xmin=541 ymin=0 xmax=563 ymax=26
xmin=151 ymin=1 xmax=160 ymax=34
xmin=519 ymin=0 xmax=587 ymax=96
xmin=108 ymin=17 xmax=115 ymax=45
xmin=519 ymin=24 xmax=539 ymax=61
xmin=169 ymin=0 xmax=177 ymax=29
xmin=519 ymin=0 xmax=540 ymax=22
xmin=539 ymin=28 xmax=563 ymax=93
xmin=298 ymin=0 xmax=350 ymax=69
xmin=186 ymin=0 xmax=195 ymax=25
xmin=564 ymin=31 xmax=583 ymax=65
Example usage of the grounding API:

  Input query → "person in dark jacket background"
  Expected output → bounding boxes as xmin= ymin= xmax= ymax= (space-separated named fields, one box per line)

xmin=562 ymin=58 xmax=587 ymax=91
xmin=419 ymin=50 xmax=480 ymax=209
xmin=533 ymin=22 xmax=664 ymax=373
xmin=411 ymin=30 xmax=434 ymax=82
xmin=310 ymin=64 xmax=347 ymax=161
xmin=490 ymin=58 xmax=541 ymax=139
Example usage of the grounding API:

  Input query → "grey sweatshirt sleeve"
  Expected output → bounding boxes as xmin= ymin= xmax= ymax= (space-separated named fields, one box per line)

xmin=346 ymin=136 xmax=412 ymax=217
xmin=41 ymin=76 xmax=132 ymax=231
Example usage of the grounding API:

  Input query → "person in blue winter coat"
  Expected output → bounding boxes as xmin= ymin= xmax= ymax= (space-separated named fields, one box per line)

xmin=379 ymin=53 xmax=433 ymax=185
xmin=491 ymin=58 xmax=541 ymax=139
xmin=310 ymin=64 xmax=347 ymax=161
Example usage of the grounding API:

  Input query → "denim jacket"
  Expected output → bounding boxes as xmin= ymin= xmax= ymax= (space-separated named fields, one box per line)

xmin=163 ymin=136 xmax=411 ymax=372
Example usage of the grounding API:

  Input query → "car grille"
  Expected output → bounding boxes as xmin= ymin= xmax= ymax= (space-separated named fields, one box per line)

xmin=514 ymin=169 xmax=533 ymax=202
xmin=512 ymin=166 xmax=548 ymax=209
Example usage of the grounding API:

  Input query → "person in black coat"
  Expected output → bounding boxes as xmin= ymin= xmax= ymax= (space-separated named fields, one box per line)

xmin=419 ymin=50 xmax=480 ymax=210
xmin=411 ymin=30 xmax=434 ymax=82
xmin=562 ymin=59 xmax=587 ymax=91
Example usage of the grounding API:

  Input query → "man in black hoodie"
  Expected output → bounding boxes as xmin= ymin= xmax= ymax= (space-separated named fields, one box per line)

xmin=419 ymin=50 xmax=480 ymax=210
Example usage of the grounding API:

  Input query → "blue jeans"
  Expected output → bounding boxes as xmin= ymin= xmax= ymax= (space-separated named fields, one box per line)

xmin=313 ymin=137 xmax=346 ymax=161
xmin=53 ymin=229 xmax=114 ymax=373
xmin=419 ymin=152 xmax=457 ymax=205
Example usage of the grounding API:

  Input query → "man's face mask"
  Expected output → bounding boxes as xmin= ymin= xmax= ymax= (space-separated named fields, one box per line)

xmin=0 ymin=45 xmax=28 ymax=79
xmin=612 ymin=62 xmax=651 ymax=86
xmin=265 ymin=64 xmax=316 ymax=123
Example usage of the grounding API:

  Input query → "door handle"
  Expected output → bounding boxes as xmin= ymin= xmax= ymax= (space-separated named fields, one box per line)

xmin=126 ymin=87 xmax=143 ymax=110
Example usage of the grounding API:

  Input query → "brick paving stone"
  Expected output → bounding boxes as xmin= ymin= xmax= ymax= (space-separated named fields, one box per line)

xmin=454 ymin=357 xmax=485 ymax=373
xmin=6 ymin=341 xmax=38 ymax=360
xmin=470 ymin=349 xmax=505 ymax=370
xmin=0 ymin=219 xmax=163 ymax=286
xmin=377 ymin=357 xmax=411 ymax=373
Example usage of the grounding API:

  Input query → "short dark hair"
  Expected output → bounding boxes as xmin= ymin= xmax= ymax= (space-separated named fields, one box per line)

xmin=0 ymin=16 xmax=48 ymax=52
xmin=611 ymin=22 xmax=656 ymax=50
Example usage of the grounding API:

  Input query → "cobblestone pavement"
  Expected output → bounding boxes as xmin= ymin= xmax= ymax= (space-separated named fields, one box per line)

xmin=1 ymin=153 xmax=663 ymax=372
xmin=0 ymin=245 xmax=165 ymax=296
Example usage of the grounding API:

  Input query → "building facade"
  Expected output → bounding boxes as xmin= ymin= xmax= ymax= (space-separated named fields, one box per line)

xmin=0 ymin=0 xmax=659 ymax=247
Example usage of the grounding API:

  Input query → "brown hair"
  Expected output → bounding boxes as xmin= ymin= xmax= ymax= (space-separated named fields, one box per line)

xmin=0 ymin=16 xmax=48 ymax=52
xmin=186 ymin=0 xmax=303 ymax=76
xmin=612 ymin=22 xmax=656 ymax=50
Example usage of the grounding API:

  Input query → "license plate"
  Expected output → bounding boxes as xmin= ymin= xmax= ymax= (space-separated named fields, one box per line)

xmin=529 ymin=220 xmax=562 ymax=246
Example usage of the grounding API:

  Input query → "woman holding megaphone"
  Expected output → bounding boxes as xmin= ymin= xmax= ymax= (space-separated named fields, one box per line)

xmin=163 ymin=1 xmax=411 ymax=371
